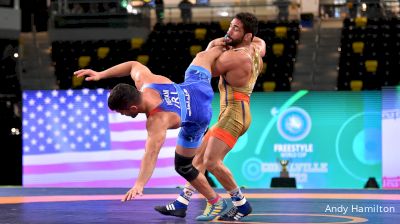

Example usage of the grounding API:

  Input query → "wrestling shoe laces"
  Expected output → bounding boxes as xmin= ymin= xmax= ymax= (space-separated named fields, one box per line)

xmin=195 ymin=198 xmax=227 ymax=221
xmin=218 ymin=201 xmax=252 ymax=221
xmin=154 ymin=201 xmax=187 ymax=218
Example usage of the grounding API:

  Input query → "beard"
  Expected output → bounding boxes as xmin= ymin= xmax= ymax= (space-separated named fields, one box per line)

xmin=225 ymin=34 xmax=245 ymax=47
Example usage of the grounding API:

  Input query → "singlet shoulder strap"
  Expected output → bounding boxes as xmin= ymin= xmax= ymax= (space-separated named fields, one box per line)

xmin=140 ymin=83 xmax=156 ymax=91
xmin=147 ymin=107 xmax=162 ymax=117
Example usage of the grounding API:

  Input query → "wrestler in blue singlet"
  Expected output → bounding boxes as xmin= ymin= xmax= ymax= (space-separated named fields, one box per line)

xmin=143 ymin=65 xmax=213 ymax=148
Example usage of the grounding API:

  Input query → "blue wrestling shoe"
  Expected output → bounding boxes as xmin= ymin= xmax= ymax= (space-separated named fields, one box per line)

xmin=154 ymin=200 xmax=187 ymax=218
xmin=195 ymin=198 xmax=227 ymax=221
xmin=218 ymin=200 xmax=252 ymax=221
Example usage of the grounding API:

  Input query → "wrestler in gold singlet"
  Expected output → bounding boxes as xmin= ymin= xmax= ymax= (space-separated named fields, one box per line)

xmin=207 ymin=46 xmax=263 ymax=148
xmin=155 ymin=12 xmax=266 ymax=222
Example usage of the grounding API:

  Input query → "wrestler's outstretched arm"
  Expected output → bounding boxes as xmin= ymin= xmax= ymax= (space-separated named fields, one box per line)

xmin=74 ymin=61 xmax=150 ymax=81
xmin=121 ymin=113 xmax=170 ymax=201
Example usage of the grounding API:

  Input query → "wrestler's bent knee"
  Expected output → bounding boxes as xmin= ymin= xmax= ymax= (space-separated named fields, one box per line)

xmin=175 ymin=152 xmax=200 ymax=182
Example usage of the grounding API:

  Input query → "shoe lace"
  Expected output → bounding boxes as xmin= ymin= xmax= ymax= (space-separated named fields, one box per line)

xmin=224 ymin=206 xmax=239 ymax=218
xmin=202 ymin=200 xmax=224 ymax=216
xmin=202 ymin=202 xmax=212 ymax=215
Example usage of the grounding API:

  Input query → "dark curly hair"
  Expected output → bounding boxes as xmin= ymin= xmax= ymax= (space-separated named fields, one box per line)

xmin=235 ymin=12 xmax=259 ymax=40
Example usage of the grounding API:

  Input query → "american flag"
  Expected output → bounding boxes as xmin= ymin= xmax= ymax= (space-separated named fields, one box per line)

xmin=22 ymin=89 xmax=185 ymax=187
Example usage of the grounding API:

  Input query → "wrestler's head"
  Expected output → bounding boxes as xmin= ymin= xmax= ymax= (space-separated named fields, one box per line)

xmin=108 ymin=83 xmax=142 ymax=118
xmin=224 ymin=12 xmax=258 ymax=47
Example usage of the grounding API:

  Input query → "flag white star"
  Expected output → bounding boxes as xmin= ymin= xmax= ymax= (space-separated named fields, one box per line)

xmin=59 ymin=96 xmax=67 ymax=104
xmin=46 ymin=138 xmax=53 ymax=144
xmin=76 ymin=123 xmax=83 ymax=129
xmin=29 ymin=113 xmax=36 ymax=119
xmin=97 ymin=89 xmax=104 ymax=94
xmin=37 ymin=105 xmax=43 ymax=112
xmin=44 ymin=97 xmax=51 ymax=104
xmin=67 ymin=89 xmax=73 ymax=96
xmin=29 ymin=99 xmax=35 ymax=106
xmin=92 ymin=135 xmax=98 ymax=142
xmin=99 ymin=128 xmax=106 ymax=134
xmin=52 ymin=104 xmax=59 ymax=110
xmin=90 ymin=94 xmax=97 ymax=101
xmin=82 ymin=88 xmax=90 ymax=95
xmin=68 ymin=116 xmax=75 ymax=123
xmin=45 ymin=124 xmax=52 ymax=130
xmin=36 ymin=91 xmax=43 ymax=98
xmin=51 ymin=90 xmax=58 ymax=97
xmin=75 ymin=95 xmax=82 ymax=102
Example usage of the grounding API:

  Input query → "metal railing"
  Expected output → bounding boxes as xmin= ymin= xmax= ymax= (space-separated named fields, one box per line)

xmin=49 ymin=0 xmax=301 ymax=29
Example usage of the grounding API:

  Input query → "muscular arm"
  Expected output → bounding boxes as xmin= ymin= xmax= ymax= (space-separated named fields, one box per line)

xmin=74 ymin=61 xmax=150 ymax=81
xmin=252 ymin=37 xmax=266 ymax=57
xmin=212 ymin=50 xmax=251 ymax=87
xmin=206 ymin=37 xmax=225 ymax=50
xmin=134 ymin=115 xmax=168 ymax=188
xmin=121 ymin=114 xmax=169 ymax=201
xmin=74 ymin=61 xmax=171 ymax=90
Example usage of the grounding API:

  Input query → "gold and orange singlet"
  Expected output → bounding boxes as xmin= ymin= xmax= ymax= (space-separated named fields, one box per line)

xmin=206 ymin=45 xmax=263 ymax=148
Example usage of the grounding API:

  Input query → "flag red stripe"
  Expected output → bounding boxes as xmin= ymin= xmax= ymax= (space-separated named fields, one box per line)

xmin=24 ymin=177 xmax=186 ymax=188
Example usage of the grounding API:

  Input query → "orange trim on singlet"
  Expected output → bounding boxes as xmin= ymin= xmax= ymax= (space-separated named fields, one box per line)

xmin=211 ymin=127 xmax=237 ymax=148
xmin=233 ymin=92 xmax=250 ymax=103
xmin=203 ymin=129 xmax=212 ymax=142
xmin=147 ymin=107 xmax=162 ymax=117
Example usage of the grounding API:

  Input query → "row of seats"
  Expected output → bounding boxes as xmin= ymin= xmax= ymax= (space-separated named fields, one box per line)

xmin=52 ymin=20 xmax=300 ymax=91
xmin=338 ymin=17 xmax=400 ymax=90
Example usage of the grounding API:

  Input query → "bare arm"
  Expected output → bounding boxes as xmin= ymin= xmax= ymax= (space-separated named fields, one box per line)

xmin=121 ymin=115 xmax=168 ymax=201
xmin=74 ymin=61 xmax=151 ymax=82
xmin=252 ymin=36 xmax=266 ymax=57
xmin=206 ymin=37 xmax=231 ymax=51
xmin=213 ymin=50 xmax=251 ymax=87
